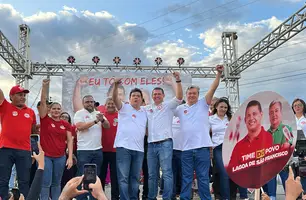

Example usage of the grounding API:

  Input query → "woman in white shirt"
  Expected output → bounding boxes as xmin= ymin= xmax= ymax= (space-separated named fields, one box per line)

xmin=292 ymin=98 xmax=306 ymax=135
xmin=209 ymin=97 xmax=232 ymax=200
xmin=292 ymin=98 xmax=306 ymax=192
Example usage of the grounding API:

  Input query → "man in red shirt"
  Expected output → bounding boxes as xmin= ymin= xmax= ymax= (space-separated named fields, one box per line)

xmin=226 ymin=100 xmax=274 ymax=189
xmin=99 ymin=97 xmax=119 ymax=200
xmin=0 ymin=86 xmax=36 ymax=199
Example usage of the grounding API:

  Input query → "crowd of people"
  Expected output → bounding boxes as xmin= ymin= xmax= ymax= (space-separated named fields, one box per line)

xmin=0 ymin=64 xmax=305 ymax=200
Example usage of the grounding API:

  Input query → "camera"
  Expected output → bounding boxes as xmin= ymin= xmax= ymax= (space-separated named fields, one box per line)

xmin=293 ymin=131 xmax=306 ymax=177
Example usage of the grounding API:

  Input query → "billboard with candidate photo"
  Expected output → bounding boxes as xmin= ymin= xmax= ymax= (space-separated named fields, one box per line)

xmin=62 ymin=72 xmax=192 ymax=117
xmin=222 ymin=91 xmax=297 ymax=189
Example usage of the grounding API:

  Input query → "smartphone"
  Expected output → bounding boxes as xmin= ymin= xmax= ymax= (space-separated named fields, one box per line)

xmin=11 ymin=188 xmax=20 ymax=200
xmin=83 ymin=164 xmax=97 ymax=190
xmin=30 ymin=134 xmax=40 ymax=155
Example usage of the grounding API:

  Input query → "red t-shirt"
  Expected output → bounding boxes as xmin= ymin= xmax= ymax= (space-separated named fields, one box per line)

xmin=102 ymin=112 xmax=118 ymax=152
xmin=40 ymin=115 xmax=71 ymax=157
xmin=97 ymin=105 xmax=106 ymax=113
xmin=226 ymin=127 xmax=275 ymax=188
xmin=0 ymin=99 xmax=36 ymax=151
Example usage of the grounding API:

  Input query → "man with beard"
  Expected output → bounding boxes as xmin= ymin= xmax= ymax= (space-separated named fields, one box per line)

xmin=74 ymin=95 xmax=110 ymax=200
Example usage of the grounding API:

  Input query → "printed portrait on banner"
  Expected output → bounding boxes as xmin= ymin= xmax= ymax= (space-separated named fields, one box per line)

xmin=222 ymin=91 xmax=297 ymax=189
xmin=62 ymin=72 xmax=192 ymax=117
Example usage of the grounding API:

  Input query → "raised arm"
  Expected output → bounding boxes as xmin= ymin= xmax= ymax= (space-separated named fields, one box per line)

xmin=0 ymin=88 xmax=4 ymax=105
xmin=172 ymin=72 xmax=183 ymax=100
xmin=38 ymin=79 xmax=50 ymax=119
xmin=73 ymin=77 xmax=88 ymax=113
xmin=112 ymin=79 xmax=123 ymax=110
xmin=205 ymin=65 xmax=224 ymax=105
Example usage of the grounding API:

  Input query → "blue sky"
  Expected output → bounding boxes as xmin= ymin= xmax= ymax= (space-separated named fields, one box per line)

xmin=0 ymin=0 xmax=306 ymax=108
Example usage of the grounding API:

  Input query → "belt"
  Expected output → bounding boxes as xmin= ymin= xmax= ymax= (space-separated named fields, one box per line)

xmin=151 ymin=138 xmax=171 ymax=144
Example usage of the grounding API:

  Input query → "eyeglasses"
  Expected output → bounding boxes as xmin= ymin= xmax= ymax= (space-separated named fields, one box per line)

xmin=220 ymin=97 xmax=229 ymax=101
xmin=294 ymin=104 xmax=303 ymax=108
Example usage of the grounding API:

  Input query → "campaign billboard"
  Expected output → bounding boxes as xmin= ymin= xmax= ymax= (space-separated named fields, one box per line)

xmin=222 ymin=91 xmax=297 ymax=189
xmin=62 ymin=72 xmax=192 ymax=116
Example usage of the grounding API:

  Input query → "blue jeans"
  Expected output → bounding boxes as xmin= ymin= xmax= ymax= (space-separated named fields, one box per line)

xmin=172 ymin=150 xmax=182 ymax=199
xmin=213 ymin=144 xmax=230 ymax=200
xmin=40 ymin=155 xmax=66 ymax=200
xmin=181 ymin=147 xmax=211 ymax=200
xmin=263 ymin=169 xmax=289 ymax=198
xmin=279 ymin=170 xmax=289 ymax=191
xmin=301 ymin=177 xmax=306 ymax=191
xmin=77 ymin=149 xmax=103 ymax=200
xmin=9 ymin=165 xmax=17 ymax=190
xmin=263 ymin=177 xmax=276 ymax=198
xmin=147 ymin=139 xmax=173 ymax=200
xmin=0 ymin=148 xmax=32 ymax=200
xmin=116 ymin=147 xmax=144 ymax=200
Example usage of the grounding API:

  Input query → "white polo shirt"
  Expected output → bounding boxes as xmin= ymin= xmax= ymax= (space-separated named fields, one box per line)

xmin=209 ymin=114 xmax=229 ymax=147
xmin=175 ymin=97 xmax=212 ymax=151
xmin=172 ymin=116 xmax=183 ymax=151
xmin=114 ymin=103 xmax=147 ymax=152
xmin=296 ymin=115 xmax=306 ymax=136
xmin=74 ymin=109 xmax=102 ymax=151
xmin=145 ymin=98 xmax=181 ymax=143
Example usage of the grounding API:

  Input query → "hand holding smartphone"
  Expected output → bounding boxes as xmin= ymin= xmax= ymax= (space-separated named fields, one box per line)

xmin=30 ymin=134 xmax=40 ymax=155
xmin=83 ymin=164 xmax=97 ymax=190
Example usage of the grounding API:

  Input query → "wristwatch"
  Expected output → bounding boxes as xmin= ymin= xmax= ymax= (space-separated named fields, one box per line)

xmin=94 ymin=120 xmax=98 ymax=124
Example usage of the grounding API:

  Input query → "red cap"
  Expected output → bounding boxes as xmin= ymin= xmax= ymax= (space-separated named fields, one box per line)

xmin=9 ymin=85 xmax=30 ymax=96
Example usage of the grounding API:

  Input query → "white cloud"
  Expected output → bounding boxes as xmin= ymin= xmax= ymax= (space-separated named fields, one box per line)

xmin=81 ymin=10 xmax=114 ymax=19
xmin=123 ymin=22 xmax=137 ymax=27
xmin=1 ymin=3 xmax=306 ymax=108
xmin=62 ymin=5 xmax=77 ymax=13
xmin=24 ymin=11 xmax=57 ymax=23
xmin=184 ymin=28 xmax=192 ymax=32
xmin=0 ymin=3 xmax=148 ymax=108
xmin=199 ymin=28 xmax=221 ymax=49
xmin=144 ymin=40 xmax=196 ymax=66
xmin=196 ymin=16 xmax=306 ymax=102
xmin=0 ymin=4 xmax=20 ymax=17
xmin=177 ymin=39 xmax=183 ymax=43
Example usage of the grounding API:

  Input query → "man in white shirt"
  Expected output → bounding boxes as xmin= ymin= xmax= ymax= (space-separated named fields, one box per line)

xmin=144 ymin=72 xmax=182 ymax=200
xmin=175 ymin=65 xmax=224 ymax=200
xmin=112 ymin=80 xmax=148 ymax=200
xmin=74 ymin=95 xmax=110 ymax=200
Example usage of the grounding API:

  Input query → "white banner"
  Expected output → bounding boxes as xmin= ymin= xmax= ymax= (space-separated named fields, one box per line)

xmin=62 ymin=72 xmax=192 ymax=116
